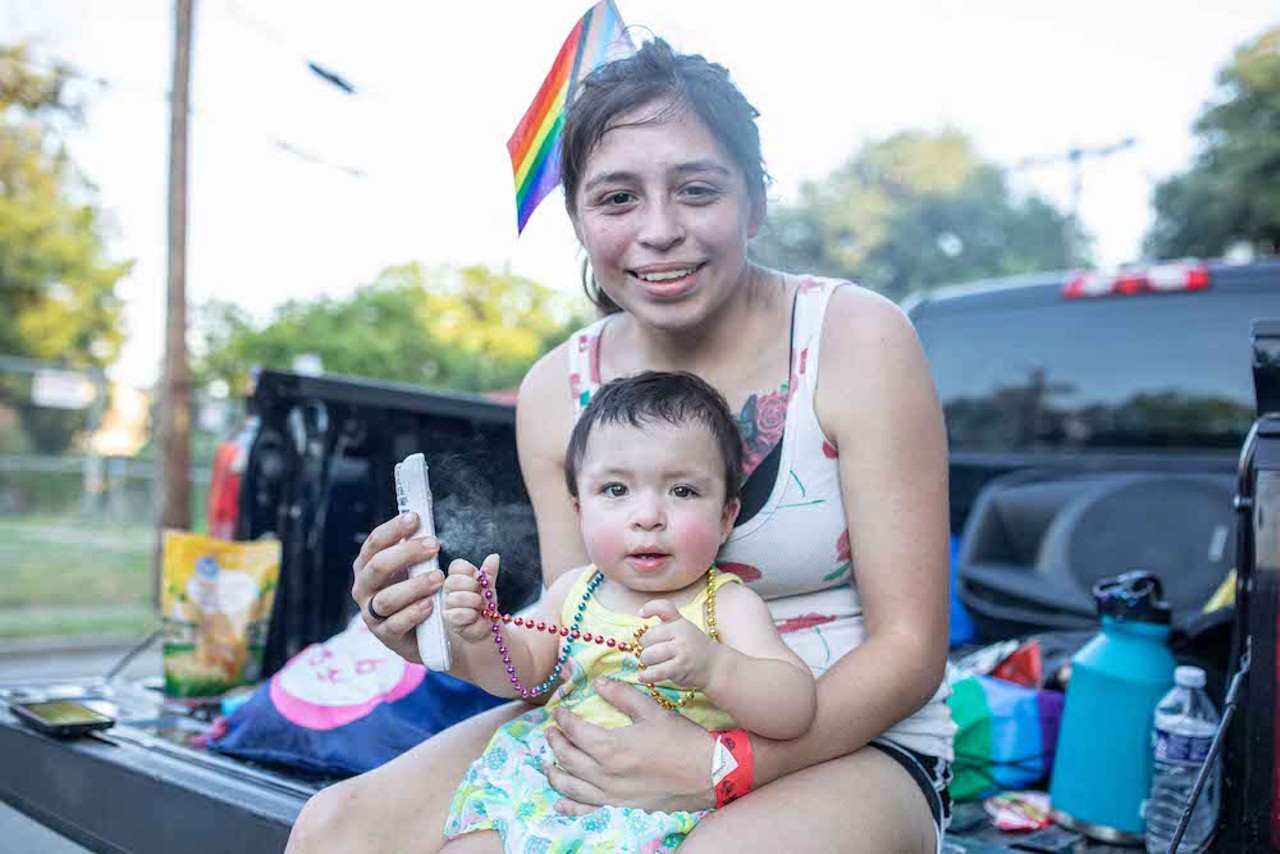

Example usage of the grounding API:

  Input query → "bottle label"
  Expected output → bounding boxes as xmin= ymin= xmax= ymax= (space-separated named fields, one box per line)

xmin=1154 ymin=727 xmax=1212 ymax=765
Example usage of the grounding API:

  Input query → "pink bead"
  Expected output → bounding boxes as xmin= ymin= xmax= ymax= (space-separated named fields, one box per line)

xmin=536 ymin=621 xmax=546 ymax=632
xmin=560 ymin=627 xmax=569 ymax=637
xmin=582 ymin=633 xmax=593 ymax=642
xmin=514 ymin=617 xmax=524 ymax=626
xmin=571 ymin=630 xmax=581 ymax=639
xmin=595 ymin=635 xmax=605 ymax=644
xmin=606 ymin=639 xmax=616 ymax=648
xmin=502 ymin=614 xmax=512 ymax=623
xmin=499 ymin=646 xmax=508 ymax=655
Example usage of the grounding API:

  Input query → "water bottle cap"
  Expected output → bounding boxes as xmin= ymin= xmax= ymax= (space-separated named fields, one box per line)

xmin=1175 ymin=665 xmax=1207 ymax=688
xmin=1091 ymin=571 xmax=1172 ymax=624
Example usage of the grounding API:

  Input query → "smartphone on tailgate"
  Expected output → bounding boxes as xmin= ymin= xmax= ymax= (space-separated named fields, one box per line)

xmin=10 ymin=700 xmax=116 ymax=737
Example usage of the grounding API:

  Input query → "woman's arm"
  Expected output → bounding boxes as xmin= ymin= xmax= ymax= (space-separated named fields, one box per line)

xmin=516 ymin=345 xmax=592 ymax=587
xmin=752 ymin=286 xmax=950 ymax=783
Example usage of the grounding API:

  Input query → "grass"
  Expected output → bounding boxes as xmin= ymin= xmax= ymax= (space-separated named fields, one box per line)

xmin=0 ymin=516 xmax=155 ymax=608
xmin=0 ymin=515 xmax=157 ymax=639
xmin=0 ymin=606 xmax=156 ymax=640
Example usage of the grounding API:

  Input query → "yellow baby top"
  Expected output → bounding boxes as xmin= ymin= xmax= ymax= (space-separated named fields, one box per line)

xmin=544 ymin=566 xmax=742 ymax=732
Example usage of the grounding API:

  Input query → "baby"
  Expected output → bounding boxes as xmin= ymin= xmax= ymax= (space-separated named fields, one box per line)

xmin=440 ymin=371 xmax=816 ymax=853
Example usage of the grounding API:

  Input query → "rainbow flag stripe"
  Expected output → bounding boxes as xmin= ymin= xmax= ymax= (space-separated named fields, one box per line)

xmin=508 ymin=1 xmax=632 ymax=233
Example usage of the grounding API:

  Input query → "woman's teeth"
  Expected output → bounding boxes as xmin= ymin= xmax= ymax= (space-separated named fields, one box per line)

xmin=636 ymin=267 xmax=697 ymax=282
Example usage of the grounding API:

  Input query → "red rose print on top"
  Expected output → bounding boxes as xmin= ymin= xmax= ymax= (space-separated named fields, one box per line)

xmin=824 ymin=530 xmax=852 ymax=582
xmin=719 ymin=562 xmax=762 ymax=583
xmin=776 ymin=613 xmax=839 ymax=634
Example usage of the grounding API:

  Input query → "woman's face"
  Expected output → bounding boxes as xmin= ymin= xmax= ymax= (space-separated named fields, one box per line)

xmin=571 ymin=99 xmax=764 ymax=331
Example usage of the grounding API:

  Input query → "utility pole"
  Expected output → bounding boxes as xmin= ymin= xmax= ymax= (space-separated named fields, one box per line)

xmin=154 ymin=0 xmax=194 ymax=606
xmin=1015 ymin=137 xmax=1137 ymax=219
xmin=1013 ymin=137 xmax=1136 ymax=263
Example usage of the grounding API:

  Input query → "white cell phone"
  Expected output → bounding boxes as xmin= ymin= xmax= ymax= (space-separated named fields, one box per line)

xmin=393 ymin=453 xmax=451 ymax=671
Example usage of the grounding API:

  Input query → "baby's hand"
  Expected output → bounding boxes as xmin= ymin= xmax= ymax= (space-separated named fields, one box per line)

xmin=442 ymin=554 xmax=500 ymax=644
xmin=634 ymin=599 xmax=721 ymax=689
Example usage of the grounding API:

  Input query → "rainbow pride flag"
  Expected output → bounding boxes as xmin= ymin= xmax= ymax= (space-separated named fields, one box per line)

xmin=508 ymin=0 xmax=633 ymax=233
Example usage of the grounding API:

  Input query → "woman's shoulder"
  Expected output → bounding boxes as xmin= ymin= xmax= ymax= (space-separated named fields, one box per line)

xmin=516 ymin=339 xmax=577 ymax=460
xmin=812 ymin=280 xmax=939 ymax=438
xmin=520 ymin=338 xmax=572 ymax=402
xmin=816 ymin=280 xmax=920 ymax=362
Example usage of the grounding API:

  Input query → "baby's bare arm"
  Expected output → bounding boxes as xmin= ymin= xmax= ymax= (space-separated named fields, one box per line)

xmin=445 ymin=558 xmax=583 ymax=697
xmin=702 ymin=585 xmax=817 ymax=740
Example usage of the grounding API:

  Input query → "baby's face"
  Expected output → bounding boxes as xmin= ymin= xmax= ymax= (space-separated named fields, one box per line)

xmin=575 ymin=419 xmax=738 ymax=595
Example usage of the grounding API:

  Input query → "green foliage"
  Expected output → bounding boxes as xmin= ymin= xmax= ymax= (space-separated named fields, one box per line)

xmin=1145 ymin=27 xmax=1280 ymax=259
xmin=752 ymin=129 xmax=1088 ymax=301
xmin=195 ymin=263 xmax=591 ymax=393
xmin=0 ymin=45 xmax=130 ymax=452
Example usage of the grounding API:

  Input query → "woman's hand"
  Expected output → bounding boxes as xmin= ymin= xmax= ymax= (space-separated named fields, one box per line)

xmin=351 ymin=512 xmax=445 ymax=665
xmin=443 ymin=554 xmax=501 ymax=643
xmin=542 ymin=676 xmax=718 ymax=815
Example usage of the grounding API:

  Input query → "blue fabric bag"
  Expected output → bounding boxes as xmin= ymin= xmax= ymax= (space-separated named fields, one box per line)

xmin=209 ymin=616 xmax=506 ymax=776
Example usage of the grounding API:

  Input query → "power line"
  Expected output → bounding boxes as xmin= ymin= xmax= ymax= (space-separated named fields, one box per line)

xmin=221 ymin=0 xmax=359 ymax=96
xmin=5 ymin=52 xmax=369 ymax=180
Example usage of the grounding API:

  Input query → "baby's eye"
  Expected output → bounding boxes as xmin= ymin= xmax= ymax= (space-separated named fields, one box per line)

xmin=602 ymin=483 xmax=628 ymax=498
xmin=671 ymin=485 xmax=699 ymax=498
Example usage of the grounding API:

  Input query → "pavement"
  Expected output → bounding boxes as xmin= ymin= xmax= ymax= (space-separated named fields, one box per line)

xmin=0 ymin=638 xmax=163 ymax=854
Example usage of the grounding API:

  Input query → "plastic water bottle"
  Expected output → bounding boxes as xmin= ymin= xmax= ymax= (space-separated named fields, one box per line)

xmin=1144 ymin=665 xmax=1221 ymax=853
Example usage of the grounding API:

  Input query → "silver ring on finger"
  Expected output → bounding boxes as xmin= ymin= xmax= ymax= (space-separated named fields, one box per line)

xmin=367 ymin=595 xmax=390 ymax=621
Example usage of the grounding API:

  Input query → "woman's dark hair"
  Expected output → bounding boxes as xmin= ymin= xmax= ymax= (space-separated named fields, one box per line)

xmin=564 ymin=371 xmax=743 ymax=505
xmin=561 ymin=38 xmax=769 ymax=314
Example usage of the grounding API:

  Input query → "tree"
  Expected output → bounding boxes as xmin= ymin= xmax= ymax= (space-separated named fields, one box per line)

xmin=0 ymin=45 xmax=130 ymax=452
xmin=1145 ymin=27 xmax=1280 ymax=259
xmin=194 ymin=263 xmax=590 ymax=394
xmin=752 ymin=129 xmax=1088 ymax=302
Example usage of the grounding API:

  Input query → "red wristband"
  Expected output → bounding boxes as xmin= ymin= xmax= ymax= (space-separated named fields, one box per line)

xmin=712 ymin=728 xmax=754 ymax=808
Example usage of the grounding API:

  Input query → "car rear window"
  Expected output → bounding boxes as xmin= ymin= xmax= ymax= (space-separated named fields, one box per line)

xmin=913 ymin=289 xmax=1263 ymax=452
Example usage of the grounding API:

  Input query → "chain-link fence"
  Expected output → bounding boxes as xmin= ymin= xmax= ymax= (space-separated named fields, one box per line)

xmin=0 ymin=358 xmax=234 ymax=642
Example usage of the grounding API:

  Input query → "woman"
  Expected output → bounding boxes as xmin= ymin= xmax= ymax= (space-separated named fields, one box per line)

xmin=288 ymin=38 xmax=953 ymax=853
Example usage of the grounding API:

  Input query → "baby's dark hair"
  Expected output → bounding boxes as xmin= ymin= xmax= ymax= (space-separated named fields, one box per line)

xmin=561 ymin=38 xmax=769 ymax=313
xmin=564 ymin=371 xmax=743 ymax=505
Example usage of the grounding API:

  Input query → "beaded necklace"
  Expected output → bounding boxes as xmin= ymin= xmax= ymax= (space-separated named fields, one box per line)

xmin=478 ymin=566 xmax=721 ymax=710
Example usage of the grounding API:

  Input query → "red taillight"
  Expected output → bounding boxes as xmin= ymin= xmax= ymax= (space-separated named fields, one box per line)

xmin=1062 ymin=261 xmax=1211 ymax=299
xmin=1185 ymin=265 xmax=1211 ymax=289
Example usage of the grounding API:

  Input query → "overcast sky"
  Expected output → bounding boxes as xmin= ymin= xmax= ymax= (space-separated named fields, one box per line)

xmin=4 ymin=0 xmax=1276 ymax=387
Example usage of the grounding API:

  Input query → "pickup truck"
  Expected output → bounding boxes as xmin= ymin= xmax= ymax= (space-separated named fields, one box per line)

xmin=2 ymin=257 xmax=1277 ymax=852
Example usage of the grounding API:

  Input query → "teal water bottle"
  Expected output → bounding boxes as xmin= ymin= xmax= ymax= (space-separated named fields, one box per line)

xmin=1049 ymin=571 xmax=1177 ymax=844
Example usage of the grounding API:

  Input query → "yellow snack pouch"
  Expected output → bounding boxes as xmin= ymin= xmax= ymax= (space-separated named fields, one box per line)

xmin=161 ymin=531 xmax=281 ymax=698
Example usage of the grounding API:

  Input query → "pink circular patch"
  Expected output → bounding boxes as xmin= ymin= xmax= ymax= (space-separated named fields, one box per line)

xmin=268 ymin=627 xmax=427 ymax=730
